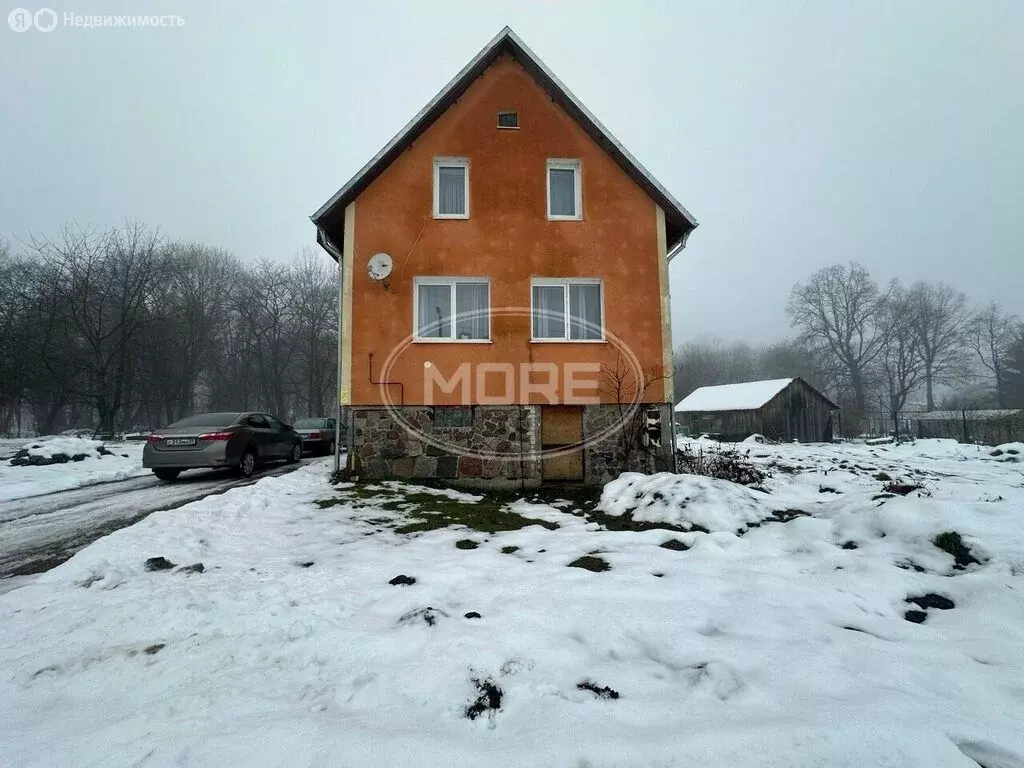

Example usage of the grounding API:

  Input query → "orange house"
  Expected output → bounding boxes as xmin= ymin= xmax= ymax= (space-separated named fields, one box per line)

xmin=312 ymin=27 xmax=697 ymax=487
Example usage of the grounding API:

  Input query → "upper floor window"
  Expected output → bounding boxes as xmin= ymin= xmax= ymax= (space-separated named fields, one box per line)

xmin=415 ymin=277 xmax=489 ymax=341
xmin=546 ymin=159 xmax=581 ymax=220
xmin=531 ymin=278 xmax=603 ymax=341
xmin=433 ymin=157 xmax=469 ymax=219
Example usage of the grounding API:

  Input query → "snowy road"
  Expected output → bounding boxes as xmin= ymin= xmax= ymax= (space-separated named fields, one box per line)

xmin=0 ymin=458 xmax=323 ymax=579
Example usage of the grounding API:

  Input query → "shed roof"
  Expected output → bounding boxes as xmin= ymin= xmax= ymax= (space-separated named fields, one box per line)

xmin=675 ymin=379 xmax=796 ymax=413
xmin=310 ymin=26 xmax=697 ymax=259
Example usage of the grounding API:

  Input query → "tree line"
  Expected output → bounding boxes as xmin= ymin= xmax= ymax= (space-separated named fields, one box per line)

xmin=674 ymin=262 xmax=1024 ymax=434
xmin=0 ymin=223 xmax=337 ymax=436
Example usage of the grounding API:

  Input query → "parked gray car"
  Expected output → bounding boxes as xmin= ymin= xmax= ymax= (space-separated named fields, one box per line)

xmin=293 ymin=417 xmax=338 ymax=455
xmin=142 ymin=411 xmax=303 ymax=481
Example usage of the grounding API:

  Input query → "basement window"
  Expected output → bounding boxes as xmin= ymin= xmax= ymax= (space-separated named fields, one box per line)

xmin=435 ymin=406 xmax=473 ymax=428
xmin=497 ymin=111 xmax=519 ymax=129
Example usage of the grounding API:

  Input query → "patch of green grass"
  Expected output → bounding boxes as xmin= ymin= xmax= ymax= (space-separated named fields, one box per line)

xmin=501 ymin=545 xmax=520 ymax=554
xmin=319 ymin=482 xmax=560 ymax=536
xmin=455 ymin=539 xmax=480 ymax=550
xmin=568 ymin=555 xmax=611 ymax=572
xmin=394 ymin=498 xmax=558 ymax=535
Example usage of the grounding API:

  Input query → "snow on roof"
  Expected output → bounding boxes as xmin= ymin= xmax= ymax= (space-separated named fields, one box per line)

xmin=675 ymin=378 xmax=794 ymax=413
xmin=914 ymin=409 xmax=1023 ymax=422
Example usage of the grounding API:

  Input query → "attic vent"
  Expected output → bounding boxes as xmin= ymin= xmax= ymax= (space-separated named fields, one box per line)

xmin=497 ymin=111 xmax=519 ymax=129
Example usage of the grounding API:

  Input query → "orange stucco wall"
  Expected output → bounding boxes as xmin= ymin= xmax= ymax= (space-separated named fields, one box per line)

xmin=349 ymin=54 xmax=667 ymax=406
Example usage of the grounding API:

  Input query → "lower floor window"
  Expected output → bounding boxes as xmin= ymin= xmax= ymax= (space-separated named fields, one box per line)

xmin=531 ymin=279 xmax=603 ymax=340
xmin=415 ymin=278 xmax=490 ymax=341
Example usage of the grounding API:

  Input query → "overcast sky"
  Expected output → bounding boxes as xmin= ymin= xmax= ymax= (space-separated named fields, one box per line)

xmin=2 ymin=0 xmax=1021 ymax=344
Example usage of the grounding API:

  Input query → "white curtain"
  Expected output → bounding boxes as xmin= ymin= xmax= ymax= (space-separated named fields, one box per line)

xmin=438 ymin=167 xmax=466 ymax=215
xmin=569 ymin=283 xmax=601 ymax=340
xmin=533 ymin=285 xmax=565 ymax=338
xmin=417 ymin=284 xmax=451 ymax=338
xmin=455 ymin=283 xmax=488 ymax=339
xmin=548 ymin=168 xmax=576 ymax=216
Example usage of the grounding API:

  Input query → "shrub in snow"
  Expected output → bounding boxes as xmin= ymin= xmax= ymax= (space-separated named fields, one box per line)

xmin=676 ymin=444 xmax=767 ymax=486
xmin=598 ymin=472 xmax=776 ymax=533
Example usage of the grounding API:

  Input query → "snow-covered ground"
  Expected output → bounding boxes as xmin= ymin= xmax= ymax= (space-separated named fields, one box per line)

xmin=0 ymin=437 xmax=147 ymax=502
xmin=1 ymin=440 xmax=1023 ymax=767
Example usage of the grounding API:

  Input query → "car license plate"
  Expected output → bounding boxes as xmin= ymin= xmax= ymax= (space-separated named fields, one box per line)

xmin=165 ymin=438 xmax=196 ymax=447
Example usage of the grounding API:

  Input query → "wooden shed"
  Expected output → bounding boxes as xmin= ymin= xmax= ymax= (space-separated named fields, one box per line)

xmin=674 ymin=377 xmax=838 ymax=443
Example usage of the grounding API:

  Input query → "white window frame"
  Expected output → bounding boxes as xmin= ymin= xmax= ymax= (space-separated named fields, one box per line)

xmin=497 ymin=111 xmax=519 ymax=129
xmin=433 ymin=157 xmax=470 ymax=219
xmin=413 ymin=277 xmax=491 ymax=343
xmin=530 ymin=277 xmax=605 ymax=343
xmin=546 ymin=159 xmax=582 ymax=220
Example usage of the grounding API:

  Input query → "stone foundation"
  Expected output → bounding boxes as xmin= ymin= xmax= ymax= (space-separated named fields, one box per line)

xmin=347 ymin=403 xmax=675 ymax=489
xmin=582 ymin=403 xmax=676 ymax=486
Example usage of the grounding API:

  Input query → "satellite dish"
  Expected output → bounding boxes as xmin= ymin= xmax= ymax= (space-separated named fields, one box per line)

xmin=367 ymin=253 xmax=393 ymax=286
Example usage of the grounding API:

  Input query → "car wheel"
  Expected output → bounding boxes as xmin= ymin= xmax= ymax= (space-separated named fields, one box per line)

xmin=287 ymin=441 xmax=302 ymax=463
xmin=237 ymin=448 xmax=257 ymax=478
xmin=326 ymin=441 xmax=335 ymax=457
xmin=153 ymin=469 xmax=180 ymax=482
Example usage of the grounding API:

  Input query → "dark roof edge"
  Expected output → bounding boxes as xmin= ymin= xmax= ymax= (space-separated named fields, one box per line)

xmin=310 ymin=26 xmax=697 ymax=254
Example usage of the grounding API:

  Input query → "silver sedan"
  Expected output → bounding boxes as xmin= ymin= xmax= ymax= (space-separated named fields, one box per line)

xmin=142 ymin=411 xmax=303 ymax=481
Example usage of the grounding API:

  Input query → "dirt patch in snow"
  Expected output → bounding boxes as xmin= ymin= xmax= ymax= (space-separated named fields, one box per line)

xmin=934 ymin=531 xmax=982 ymax=569
xmin=660 ymin=538 xmax=690 ymax=551
xmin=883 ymin=481 xmax=926 ymax=496
xmin=577 ymin=680 xmax=620 ymax=699
xmin=465 ymin=676 xmax=502 ymax=720
xmin=399 ymin=607 xmax=448 ymax=627
xmin=906 ymin=594 xmax=955 ymax=611
xmin=568 ymin=555 xmax=610 ymax=572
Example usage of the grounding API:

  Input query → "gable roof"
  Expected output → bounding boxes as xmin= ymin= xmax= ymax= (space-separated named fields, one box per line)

xmin=675 ymin=379 xmax=796 ymax=413
xmin=311 ymin=26 xmax=697 ymax=260
xmin=675 ymin=377 xmax=839 ymax=414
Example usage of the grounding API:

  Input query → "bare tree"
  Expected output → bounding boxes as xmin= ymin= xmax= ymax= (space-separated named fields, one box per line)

xmin=672 ymin=338 xmax=758 ymax=402
xmin=28 ymin=222 xmax=165 ymax=433
xmin=787 ymin=262 xmax=889 ymax=417
xmin=290 ymin=248 xmax=337 ymax=416
xmin=905 ymin=281 xmax=970 ymax=410
xmin=969 ymin=302 xmax=1020 ymax=408
xmin=602 ymin=355 xmax=671 ymax=473
xmin=876 ymin=283 xmax=926 ymax=438
xmin=1002 ymin=329 xmax=1024 ymax=409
